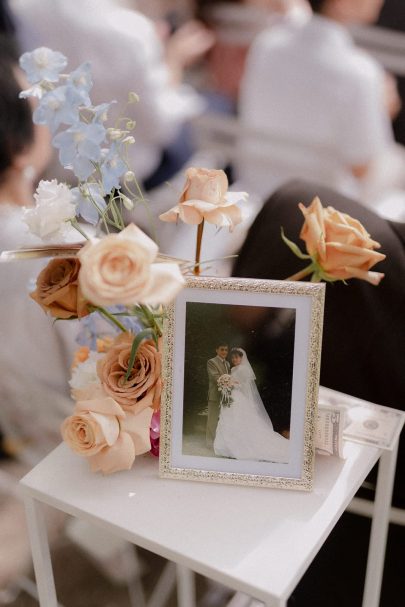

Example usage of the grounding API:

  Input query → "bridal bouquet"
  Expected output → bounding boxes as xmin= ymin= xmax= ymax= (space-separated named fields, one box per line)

xmin=217 ymin=374 xmax=235 ymax=407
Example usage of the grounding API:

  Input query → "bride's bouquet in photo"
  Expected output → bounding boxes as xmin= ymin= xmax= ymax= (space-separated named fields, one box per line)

xmin=217 ymin=374 xmax=235 ymax=407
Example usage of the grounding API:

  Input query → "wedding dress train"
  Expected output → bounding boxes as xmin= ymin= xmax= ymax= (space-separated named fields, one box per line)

xmin=213 ymin=351 xmax=289 ymax=463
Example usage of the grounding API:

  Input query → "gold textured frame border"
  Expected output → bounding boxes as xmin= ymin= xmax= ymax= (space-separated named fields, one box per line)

xmin=160 ymin=277 xmax=325 ymax=491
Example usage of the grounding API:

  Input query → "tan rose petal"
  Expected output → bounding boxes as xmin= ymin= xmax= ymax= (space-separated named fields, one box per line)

xmin=343 ymin=266 xmax=385 ymax=285
xmin=159 ymin=206 xmax=180 ymax=222
xmin=75 ymin=396 xmax=125 ymax=418
xmin=121 ymin=408 xmax=153 ymax=455
xmin=141 ymin=263 xmax=185 ymax=305
xmin=89 ymin=432 xmax=136 ymax=474
xmin=178 ymin=203 xmax=203 ymax=224
xmin=88 ymin=411 xmax=120 ymax=446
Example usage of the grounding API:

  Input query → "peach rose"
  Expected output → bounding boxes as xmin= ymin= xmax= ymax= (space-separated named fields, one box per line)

xmin=97 ymin=332 xmax=161 ymax=414
xmin=159 ymin=167 xmax=247 ymax=231
xmin=61 ymin=395 xmax=152 ymax=474
xmin=31 ymin=257 xmax=89 ymax=318
xmin=299 ymin=197 xmax=386 ymax=285
xmin=77 ymin=223 xmax=184 ymax=307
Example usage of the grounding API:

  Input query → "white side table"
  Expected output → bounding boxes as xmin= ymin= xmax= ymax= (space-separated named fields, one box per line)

xmin=20 ymin=438 xmax=398 ymax=607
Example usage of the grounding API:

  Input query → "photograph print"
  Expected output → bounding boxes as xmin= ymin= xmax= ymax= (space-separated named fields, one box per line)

xmin=182 ymin=303 xmax=293 ymax=465
xmin=160 ymin=277 xmax=325 ymax=490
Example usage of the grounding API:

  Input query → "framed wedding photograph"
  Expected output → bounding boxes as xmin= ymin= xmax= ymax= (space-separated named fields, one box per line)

xmin=160 ymin=277 xmax=325 ymax=491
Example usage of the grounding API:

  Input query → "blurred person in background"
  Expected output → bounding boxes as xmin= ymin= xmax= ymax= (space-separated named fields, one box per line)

xmin=233 ymin=179 xmax=405 ymax=604
xmin=238 ymin=0 xmax=405 ymax=222
xmin=11 ymin=0 xmax=214 ymax=190
xmin=195 ymin=0 xmax=309 ymax=113
xmin=377 ymin=0 xmax=405 ymax=146
xmin=0 ymin=36 xmax=74 ymax=591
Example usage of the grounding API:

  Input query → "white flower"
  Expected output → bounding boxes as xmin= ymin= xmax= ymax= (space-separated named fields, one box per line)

xmin=24 ymin=179 xmax=77 ymax=241
xmin=69 ymin=352 xmax=103 ymax=391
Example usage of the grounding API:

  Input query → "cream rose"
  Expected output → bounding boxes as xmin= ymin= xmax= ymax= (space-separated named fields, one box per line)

xmin=77 ymin=223 xmax=185 ymax=306
xmin=97 ymin=332 xmax=161 ymax=414
xmin=299 ymin=197 xmax=386 ymax=285
xmin=61 ymin=395 xmax=152 ymax=474
xmin=159 ymin=167 xmax=247 ymax=231
xmin=31 ymin=257 xmax=89 ymax=318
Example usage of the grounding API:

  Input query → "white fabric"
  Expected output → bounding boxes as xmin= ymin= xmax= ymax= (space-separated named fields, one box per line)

xmin=12 ymin=0 xmax=204 ymax=182
xmin=213 ymin=352 xmax=289 ymax=463
xmin=0 ymin=204 xmax=78 ymax=462
xmin=237 ymin=14 xmax=394 ymax=201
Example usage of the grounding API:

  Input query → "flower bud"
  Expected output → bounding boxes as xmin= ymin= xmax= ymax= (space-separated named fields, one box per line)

xmin=124 ymin=171 xmax=135 ymax=182
xmin=126 ymin=120 xmax=136 ymax=130
xmin=121 ymin=195 xmax=134 ymax=210
xmin=128 ymin=92 xmax=140 ymax=103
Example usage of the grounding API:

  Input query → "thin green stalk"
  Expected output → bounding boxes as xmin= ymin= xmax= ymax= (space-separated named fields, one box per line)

xmin=91 ymin=306 xmax=127 ymax=332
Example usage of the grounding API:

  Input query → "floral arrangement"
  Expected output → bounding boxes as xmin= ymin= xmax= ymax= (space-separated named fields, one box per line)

xmin=217 ymin=374 xmax=235 ymax=407
xmin=11 ymin=47 xmax=248 ymax=474
xmin=2 ymin=47 xmax=387 ymax=474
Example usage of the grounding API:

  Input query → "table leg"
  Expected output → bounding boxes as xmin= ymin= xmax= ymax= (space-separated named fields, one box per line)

xmin=176 ymin=564 xmax=196 ymax=607
xmin=362 ymin=441 xmax=399 ymax=607
xmin=23 ymin=495 xmax=58 ymax=607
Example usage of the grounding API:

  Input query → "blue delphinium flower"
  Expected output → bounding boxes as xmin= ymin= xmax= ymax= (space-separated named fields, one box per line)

xmin=71 ymin=183 xmax=106 ymax=225
xmin=92 ymin=101 xmax=116 ymax=124
xmin=67 ymin=62 xmax=93 ymax=106
xmin=19 ymin=47 xmax=67 ymax=84
xmin=106 ymin=306 xmax=144 ymax=333
xmin=99 ymin=143 xmax=127 ymax=193
xmin=53 ymin=121 xmax=106 ymax=180
xmin=76 ymin=313 xmax=100 ymax=351
xmin=33 ymin=85 xmax=83 ymax=132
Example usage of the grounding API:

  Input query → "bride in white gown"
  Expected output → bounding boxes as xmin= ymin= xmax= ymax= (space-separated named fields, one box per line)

xmin=214 ymin=348 xmax=290 ymax=463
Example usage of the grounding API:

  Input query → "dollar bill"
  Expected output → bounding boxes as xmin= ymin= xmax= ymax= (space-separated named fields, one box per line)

xmin=318 ymin=386 xmax=405 ymax=451
xmin=315 ymin=403 xmax=345 ymax=458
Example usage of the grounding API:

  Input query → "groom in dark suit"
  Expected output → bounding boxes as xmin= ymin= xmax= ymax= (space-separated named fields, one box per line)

xmin=206 ymin=343 xmax=230 ymax=447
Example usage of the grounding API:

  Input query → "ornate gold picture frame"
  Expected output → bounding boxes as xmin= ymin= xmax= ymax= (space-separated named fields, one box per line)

xmin=160 ymin=277 xmax=325 ymax=491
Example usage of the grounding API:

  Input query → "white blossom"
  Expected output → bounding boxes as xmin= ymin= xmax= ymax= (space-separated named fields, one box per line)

xmin=23 ymin=179 xmax=77 ymax=241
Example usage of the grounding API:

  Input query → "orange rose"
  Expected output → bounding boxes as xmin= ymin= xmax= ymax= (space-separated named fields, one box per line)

xmin=159 ymin=167 xmax=247 ymax=231
xmin=298 ymin=197 xmax=386 ymax=285
xmin=31 ymin=257 xmax=89 ymax=318
xmin=97 ymin=332 xmax=161 ymax=414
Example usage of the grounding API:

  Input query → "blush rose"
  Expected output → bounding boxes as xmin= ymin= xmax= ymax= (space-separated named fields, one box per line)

xmin=159 ymin=167 xmax=247 ymax=231
xmin=77 ymin=223 xmax=184 ymax=307
xmin=61 ymin=394 xmax=152 ymax=474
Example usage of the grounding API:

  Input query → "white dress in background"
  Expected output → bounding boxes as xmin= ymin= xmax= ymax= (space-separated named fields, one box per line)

xmin=0 ymin=204 xmax=78 ymax=462
xmin=237 ymin=15 xmax=397 ymax=204
xmin=12 ymin=0 xmax=204 ymax=183
xmin=213 ymin=351 xmax=289 ymax=463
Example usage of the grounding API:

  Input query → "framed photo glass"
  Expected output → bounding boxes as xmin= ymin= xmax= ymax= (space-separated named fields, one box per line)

xmin=160 ymin=277 xmax=325 ymax=490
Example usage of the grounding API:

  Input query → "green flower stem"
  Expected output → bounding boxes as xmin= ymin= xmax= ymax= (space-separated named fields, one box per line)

xmin=90 ymin=306 xmax=127 ymax=332
xmin=139 ymin=304 xmax=163 ymax=337
xmin=69 ymin=219 xmax=90 ymax=241
xmin=285 ymin=264 xmax=315 ymax=282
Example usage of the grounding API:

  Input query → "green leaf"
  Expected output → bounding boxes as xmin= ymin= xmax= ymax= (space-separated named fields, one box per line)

xmin=124 ymin=329 xmax=156 ymax=381
xmin=280 ymin=227 xmax=311 ymax=260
